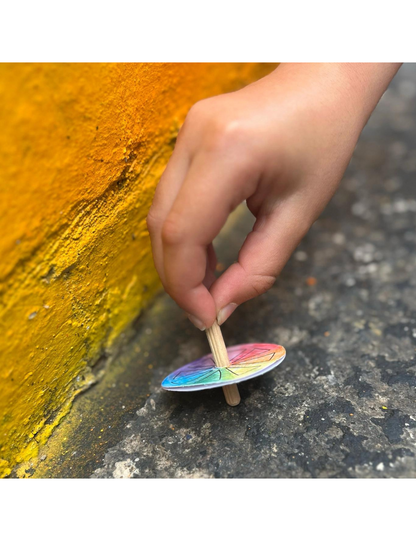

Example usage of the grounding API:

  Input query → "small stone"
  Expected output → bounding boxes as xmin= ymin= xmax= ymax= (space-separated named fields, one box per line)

xmin=352 ymin=202 xmax=367 ymax=217
xmin=332 ymin=233 xmax=346 ymax=245
xmin=294 ymin=251 xmax=308 ymax=261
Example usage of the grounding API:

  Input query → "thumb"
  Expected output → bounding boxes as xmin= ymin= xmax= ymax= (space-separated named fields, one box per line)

xmin=210 ymin=200 xmax=313 ymax=325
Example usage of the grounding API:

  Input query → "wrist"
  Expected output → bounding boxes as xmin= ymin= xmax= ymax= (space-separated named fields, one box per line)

xmin=271 ymin=63 xmax=400 ymax=130
xmin=335 ymin=63 xmax=401 ymax=120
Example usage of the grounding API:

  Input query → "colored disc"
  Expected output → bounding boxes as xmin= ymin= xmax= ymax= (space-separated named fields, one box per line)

xmin=162 ymin=343 xmax=286 ymax=392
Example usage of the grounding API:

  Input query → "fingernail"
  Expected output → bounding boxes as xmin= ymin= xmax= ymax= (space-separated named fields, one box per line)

xmin=217 ymin=303 xmax=238 ymax=326
xmin=187 ymin=314 xmax=206 ymax=331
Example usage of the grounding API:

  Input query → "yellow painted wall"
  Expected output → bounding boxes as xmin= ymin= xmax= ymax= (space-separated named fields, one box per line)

xmin=0 ymin=63 xmax=275 ymax=477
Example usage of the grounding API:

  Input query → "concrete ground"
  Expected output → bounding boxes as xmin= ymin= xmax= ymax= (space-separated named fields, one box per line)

xmin=19 ymin=64 xmax=416 ymax=478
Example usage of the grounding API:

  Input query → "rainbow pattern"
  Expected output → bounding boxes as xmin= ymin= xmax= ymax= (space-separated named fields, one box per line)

xmin=162 ymin=343 xmax=286 ymax=391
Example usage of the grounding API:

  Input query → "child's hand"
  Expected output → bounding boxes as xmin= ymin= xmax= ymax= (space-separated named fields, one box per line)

xmin=147 ymin=63 xmax=399 ymax=330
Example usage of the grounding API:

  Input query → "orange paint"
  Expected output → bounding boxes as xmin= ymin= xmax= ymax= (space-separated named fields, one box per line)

xmin=0 ymin=63 xmax=276 ymax=477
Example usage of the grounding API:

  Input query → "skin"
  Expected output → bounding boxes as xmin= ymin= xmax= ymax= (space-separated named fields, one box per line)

xmin=147 ymin=63 xmax=400 ymax=330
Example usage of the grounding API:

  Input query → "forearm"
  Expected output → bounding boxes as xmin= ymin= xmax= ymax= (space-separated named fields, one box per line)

xmin=266 ymin=63 xmax=400 ymax=131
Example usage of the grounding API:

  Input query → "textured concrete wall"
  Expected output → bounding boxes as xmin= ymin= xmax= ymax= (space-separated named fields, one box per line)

xmin=0 ymin=63 xmax=275 ymax=477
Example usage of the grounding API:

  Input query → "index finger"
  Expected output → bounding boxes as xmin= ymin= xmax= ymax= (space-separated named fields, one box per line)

xmin=161 ymin=150 xmax=257 ymax=328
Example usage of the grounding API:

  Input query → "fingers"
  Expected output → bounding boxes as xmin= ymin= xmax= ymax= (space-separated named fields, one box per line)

xmin=147 ymin=147 xmax=190 ymax=284
xmin=161 ymin=151 xmax=257 ymax=329
xmin=211 ymin=197 xmax=313 ymax=325
xmin=186 ymin=243 xmax=217 ymax=330
xmin=203 ymin=243 xmax=217 ymax=290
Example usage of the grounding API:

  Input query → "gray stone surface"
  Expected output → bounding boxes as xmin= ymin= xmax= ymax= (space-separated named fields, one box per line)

xmin=90 ymin=65 xmax=416 ymax=478
xmin=23 ymin=65 xmax=416 ymax=478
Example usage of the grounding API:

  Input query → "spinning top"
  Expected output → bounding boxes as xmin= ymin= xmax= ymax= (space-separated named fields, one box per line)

xmin=162 ymin=321 xmax=286 ymax=406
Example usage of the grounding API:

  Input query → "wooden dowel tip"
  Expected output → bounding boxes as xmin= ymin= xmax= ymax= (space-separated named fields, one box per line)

xmin=223 ymin=384 xmax=241 ymax=406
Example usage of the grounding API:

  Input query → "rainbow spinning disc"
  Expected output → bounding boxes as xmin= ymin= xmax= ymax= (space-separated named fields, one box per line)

xmin=162 ymin=343 xmax=286 ymax=392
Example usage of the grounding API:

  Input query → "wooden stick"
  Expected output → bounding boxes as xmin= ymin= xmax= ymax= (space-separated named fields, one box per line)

xmin=206 ymin=321 xmax=241 ymax=406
